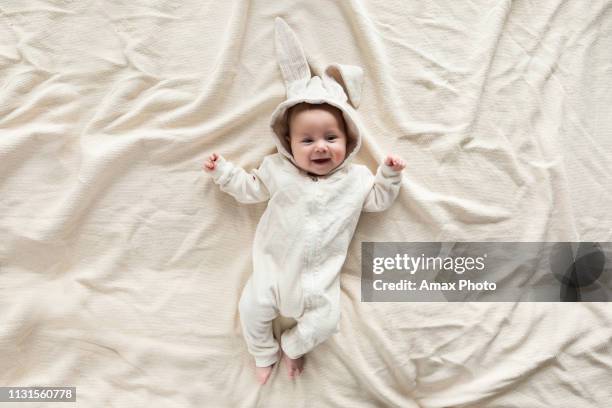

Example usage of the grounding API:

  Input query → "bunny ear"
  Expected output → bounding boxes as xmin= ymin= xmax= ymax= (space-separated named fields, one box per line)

xmin=275 ymin=17 xmax=311 ymax=88
xmin=323 ymin=63 xmax=364 ymax=108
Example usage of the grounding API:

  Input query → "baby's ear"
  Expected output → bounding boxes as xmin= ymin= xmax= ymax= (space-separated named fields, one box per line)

xmin=284 ymin=134 xmax=292 ymax=150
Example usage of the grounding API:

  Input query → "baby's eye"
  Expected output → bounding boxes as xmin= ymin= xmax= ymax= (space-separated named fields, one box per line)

xmin=302 ymin=139 xmax=313 ymax=144
xmin=326 ymin=135 xmax=337 ymax=141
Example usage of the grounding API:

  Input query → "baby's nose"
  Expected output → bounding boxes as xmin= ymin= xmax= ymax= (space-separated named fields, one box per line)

xmin=314 ymin=140 xmax=328 ymax=151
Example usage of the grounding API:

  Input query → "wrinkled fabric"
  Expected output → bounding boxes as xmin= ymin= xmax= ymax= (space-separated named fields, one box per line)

xmin=211 ymin=153 xmax=402 ymax=365
xmin=1 ymin=0 xmax=611 ymax=407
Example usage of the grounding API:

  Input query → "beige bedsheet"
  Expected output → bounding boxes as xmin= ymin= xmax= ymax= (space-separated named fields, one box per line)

xmin=1 ymin=0 xmax=611 ymax=407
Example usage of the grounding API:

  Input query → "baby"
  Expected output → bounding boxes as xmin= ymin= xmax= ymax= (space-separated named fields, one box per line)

xmin=203 ymin=18 xmax=405 ymax=385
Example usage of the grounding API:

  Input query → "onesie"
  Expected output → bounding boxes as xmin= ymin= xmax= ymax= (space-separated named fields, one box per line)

xmin=210 ymin=18 xmax=403 ymax=367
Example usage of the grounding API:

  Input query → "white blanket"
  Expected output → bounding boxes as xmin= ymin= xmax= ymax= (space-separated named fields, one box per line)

xmin=1 ymin=1 xmax=611 ymax=406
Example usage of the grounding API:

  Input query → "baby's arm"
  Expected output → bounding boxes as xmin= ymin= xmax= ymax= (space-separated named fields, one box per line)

xmin=362 ymin=155 xmax=406 ymax=212
xmin=203 ymin=153 xmax=271 ymax=204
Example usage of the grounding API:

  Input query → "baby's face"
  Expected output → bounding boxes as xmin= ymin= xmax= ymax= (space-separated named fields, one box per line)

xmin=288 ymin=107 xmax=347 ymax=176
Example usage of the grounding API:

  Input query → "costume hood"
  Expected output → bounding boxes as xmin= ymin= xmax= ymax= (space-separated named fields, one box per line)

xmin=270 ymin=18 xmax=365 ymax=174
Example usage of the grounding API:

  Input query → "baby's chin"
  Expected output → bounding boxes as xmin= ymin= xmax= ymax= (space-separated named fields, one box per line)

xmin=307 ymin=168 xmax=331 ymax=176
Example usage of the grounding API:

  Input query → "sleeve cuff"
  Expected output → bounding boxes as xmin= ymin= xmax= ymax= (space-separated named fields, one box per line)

xmin=211 ymin=155 xmax=230 ymax=183
xmin=380 ymin=162 xmax=402 ymax=178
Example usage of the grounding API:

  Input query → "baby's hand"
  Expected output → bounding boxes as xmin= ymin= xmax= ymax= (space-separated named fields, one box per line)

xmin=203 ymin=153 xmax=220 ymax=172
xmin=384 ymin=155 xmax=406 ymax=172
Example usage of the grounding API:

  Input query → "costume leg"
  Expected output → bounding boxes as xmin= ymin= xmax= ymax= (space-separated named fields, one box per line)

xmin=238 ymin=278 xmax=280 ymax=367
xmin=280 ymin=295 xmax=340 ymax=359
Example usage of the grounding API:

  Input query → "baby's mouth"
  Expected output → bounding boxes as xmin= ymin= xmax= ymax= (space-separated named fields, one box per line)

xmin=311 ymin=158 xmax=331 ymax=165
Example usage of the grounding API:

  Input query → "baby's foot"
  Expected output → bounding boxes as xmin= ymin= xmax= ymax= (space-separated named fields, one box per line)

xmin=281 ymin=351 xmax=304 ymax=379
xmin=255 ymin=365 xmax=273 ymax=385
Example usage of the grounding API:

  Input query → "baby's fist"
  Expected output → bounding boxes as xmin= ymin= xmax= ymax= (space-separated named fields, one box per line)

xmin=203 ymin=153 xmax=219 ymax=172
xmin=384 ymin=155 xmax=406 ymax=172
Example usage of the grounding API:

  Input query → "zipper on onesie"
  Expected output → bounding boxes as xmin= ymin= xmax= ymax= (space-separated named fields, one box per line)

xmin=307 ymin=173 xmax=319 ymax=299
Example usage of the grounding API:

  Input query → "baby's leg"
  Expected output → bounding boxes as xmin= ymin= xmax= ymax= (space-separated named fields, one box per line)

xmin=280 ymin=300 xmax=340 ymax=378
xmin=238 ymin=279 xmax=280 ymax=384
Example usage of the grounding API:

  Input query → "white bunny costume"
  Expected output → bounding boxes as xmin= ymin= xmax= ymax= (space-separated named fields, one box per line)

xmin=210 ymin=18 xmax=402 ymax=366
